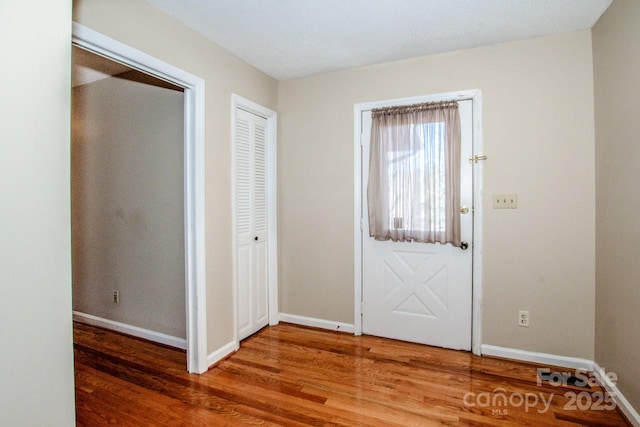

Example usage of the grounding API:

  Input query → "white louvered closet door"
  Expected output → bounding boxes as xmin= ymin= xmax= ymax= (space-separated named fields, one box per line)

xmin=236 ymin=108 xmax=269 ymax=341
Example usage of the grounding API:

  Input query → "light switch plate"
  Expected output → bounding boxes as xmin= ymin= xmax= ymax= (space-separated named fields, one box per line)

xmin=493 ymin=193 xmax=518 ymax=209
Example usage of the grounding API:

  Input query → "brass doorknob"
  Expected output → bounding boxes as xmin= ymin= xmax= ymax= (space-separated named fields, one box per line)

xmin=460 ymin=241 xmax=469 ymax=250
xmin=460 ymin=206 xmax=469 ymax=214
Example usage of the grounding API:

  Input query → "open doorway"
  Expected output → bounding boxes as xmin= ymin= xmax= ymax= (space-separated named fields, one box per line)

xmin=71 ymin=24 xmax=207 ymax=373
xmin=71 ymin=45 xmax=187 ymax=351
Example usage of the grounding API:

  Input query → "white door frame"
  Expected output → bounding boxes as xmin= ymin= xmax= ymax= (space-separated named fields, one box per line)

xmin=231 ymin=94 xmax=279 ymax=347
xmin=353 ymin=89 xmax=484 ymax=355
xmin=72 ymin=23 xmax=208 ymax=373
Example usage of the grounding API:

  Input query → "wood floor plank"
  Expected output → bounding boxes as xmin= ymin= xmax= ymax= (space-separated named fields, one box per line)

xmin=74 ymin=322 xmax=631 ymax=426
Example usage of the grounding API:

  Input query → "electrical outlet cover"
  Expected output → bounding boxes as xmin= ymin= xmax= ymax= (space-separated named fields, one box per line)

xmin=518 ymin=310 xmax=529 ymax=327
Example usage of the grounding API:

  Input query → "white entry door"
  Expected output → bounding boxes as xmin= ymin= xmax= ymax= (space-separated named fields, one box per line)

xmin=235 ymin=108 xmax=269 ymax=341
xmin=361 ymin=99 xmax=473 ymax=350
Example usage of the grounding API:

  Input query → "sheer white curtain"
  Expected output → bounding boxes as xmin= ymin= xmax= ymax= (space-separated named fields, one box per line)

xmin=367 ymin=101 xmax=461 ymax=246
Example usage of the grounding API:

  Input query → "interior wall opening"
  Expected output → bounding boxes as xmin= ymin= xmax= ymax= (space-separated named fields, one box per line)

xmin=71 ymin=45 xmax=188 ymax=364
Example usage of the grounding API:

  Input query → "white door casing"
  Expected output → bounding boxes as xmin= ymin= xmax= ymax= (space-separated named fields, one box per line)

xmin=361 ymin=100 xmax=473 ymax=350
xmin=232 ymin=95 xmax=279 ymax=345
xmin=72 ymin=23 xmax=208 ymax=373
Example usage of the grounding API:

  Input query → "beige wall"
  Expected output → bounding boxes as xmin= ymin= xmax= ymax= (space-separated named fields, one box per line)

xmin=0 ymin=0 xmax=76 ymax=425
xmin=593 ymin=0 xmax=640 ymax=411
xmin=278 ymin=31 xmax=596 ymax=359
xmin=72 ymin=77 xmax=186 ymax=338
xmin=73 ymin=0 xmax=278 ymax=353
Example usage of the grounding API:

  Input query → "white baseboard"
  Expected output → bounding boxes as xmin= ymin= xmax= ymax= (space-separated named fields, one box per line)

xmin=279 ymin=313 xmax=355 ymax=333
xmin=207 ymin=341 xmax=238 ymax=368
xmin=594 ymin=362 xmax=640 ymax=427
xmin=481 ymin=345 xmax=639 ymax=425
xmin=481 ymin=344 xmax=594 ymax=371
xmin=73 ymin=311 xmax=187 ymax=350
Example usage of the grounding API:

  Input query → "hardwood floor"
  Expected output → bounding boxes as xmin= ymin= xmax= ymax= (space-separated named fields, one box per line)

xmin=74 ymin=322 xmax=630 ymax=426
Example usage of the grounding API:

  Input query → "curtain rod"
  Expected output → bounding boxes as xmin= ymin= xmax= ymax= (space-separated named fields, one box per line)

xmin=360 ymin=96 xmax=474 ymax=113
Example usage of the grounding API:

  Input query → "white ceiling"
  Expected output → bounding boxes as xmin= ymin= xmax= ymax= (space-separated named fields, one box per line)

xmin=145 ymin=0 xmax=611 ymax=81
